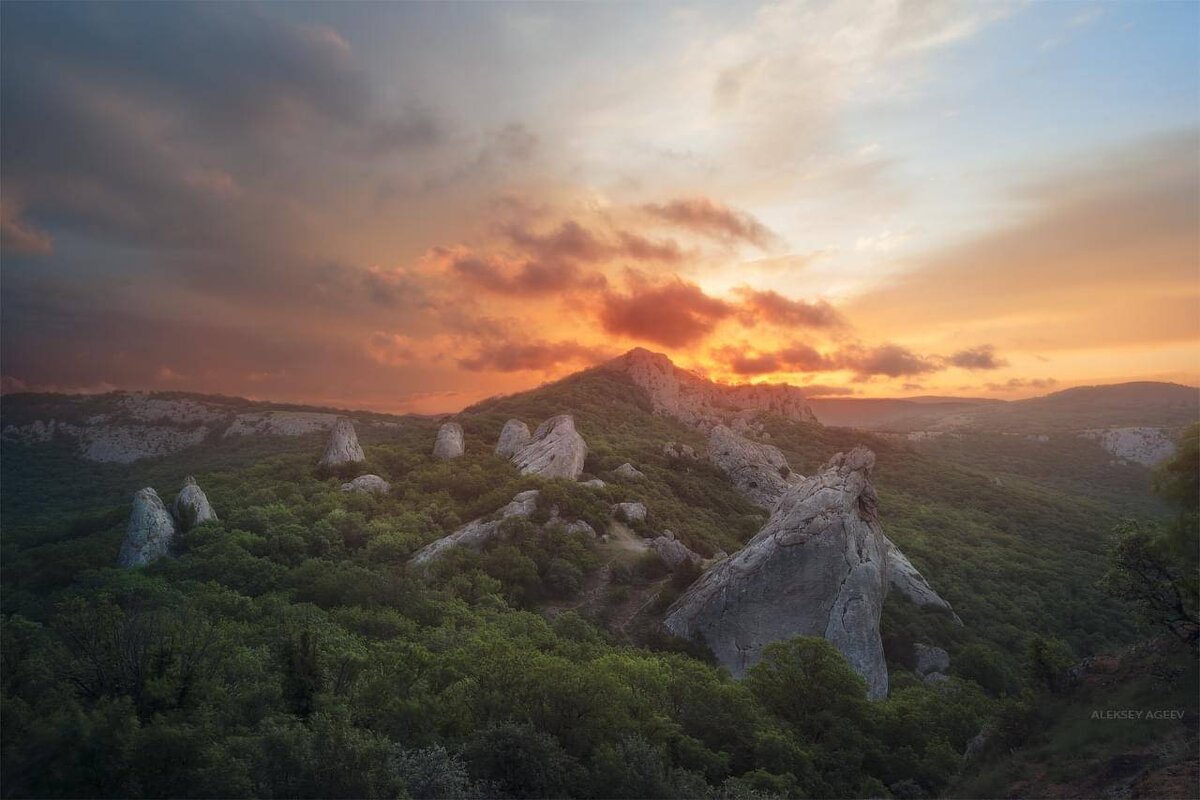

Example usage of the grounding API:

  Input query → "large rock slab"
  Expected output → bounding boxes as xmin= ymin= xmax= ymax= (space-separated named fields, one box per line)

xmin=319 ymin=417 xmax=366 ymax=466
xmin=118 ymin=488 xmax=179 ymax=567
xmin=708 ymin=425 xmax=797 ymax=509
xmin=433 ymin=422 xmax=465 ymax=459
xmin=341 ymin=474 xmax=391 ymax=494
xmin=409 ymin=490 xmax=540 ymax=574
xmin=510 ymin=415 xmax=587 ymax=480
xmin=171 ymin=476 xmax=217 ymax=531
xmin=495 ymin=419 xmax=532 ymax=457
xmin=884 ymin=536 xmax=962 ymax=623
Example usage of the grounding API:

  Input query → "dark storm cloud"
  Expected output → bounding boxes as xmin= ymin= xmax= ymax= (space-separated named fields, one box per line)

xmin=600 ymin=276 xmax=733 ymax=347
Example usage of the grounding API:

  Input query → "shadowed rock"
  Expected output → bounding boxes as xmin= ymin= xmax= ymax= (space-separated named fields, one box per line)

xmin=171 ymin=476 xmax=217 ymax=531
xmin=495 ymin=419 xmax=532 ymax=457
xmin=511 ymin=415 xmax=587 ymax=479
xmin=319 ymin=417 xmax=366 ymax=466
xmin=341 ymin=474 xmax=391 ymax=494
xmin=614 ymin=463 xmax=645 ymax=480
xmin=118 ymin=488 xmax=179 ymax=567
xmin=410 ymin=490 xmax=539 ymax=574
xmin=652 ymin=532 xmax=701 ymax=570
xmin=708 ymin=425 xmax=797 ymax=508
xmin=613 ymin=502 xmax=647 ymax=523
xmin=914 ymin=643 xmax=950 ymax=679
xmin=581 ymin=478 xmax=607 ymax=489
xmin=433 ymin=422 xmax=465 ymax=459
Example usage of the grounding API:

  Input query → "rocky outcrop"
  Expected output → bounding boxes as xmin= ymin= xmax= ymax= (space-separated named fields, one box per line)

xmin=561 ymin=519 xmax=598 ymax=539
xmin=663 ymin=441 xmax=696 ymax=460
xmin=914 ymin=643 xmax=950 ymax=682
xmin=614 ymin=463 xmax=645 ymax=480
xmin=708 ymin=425 xmax=797 ymax=508
xmin=118 ymin=488 xmax=179 ymax=567
xmin=606 ymin=348 xmax=817 ymax=429
xmin=1081 ymin=426 xmax=1176 ymax=465
xmin=433 ymin=422 xmax=465 ymax=459
xmin=224 ymin=411 xmax=341 ymax=437
xmin=319 ymin=417 xmax=366 ymax=466
xmin=171 ymin=476 xmax=217 ymax=531
xmin=884 ymin=538 xmax=962 ymax=623
xmin=581 ymin=478 xmax=607 ymax=489
xmin=410 ymin=490 xmax=540 ymax=573
xmin=510 ymin=415 xmax=587 ymax=479
xmin=341 ymin=474 xmax=391 ymax=494
xmin=495 ymin=419 xmax=532 ymax=457
xmin=665 ymin=447 xmax=955 ymax=700
xmin=613 ymin=502 xmax=647 ymax=523
xmin=652 ymin=532 xmax=701 ymax=570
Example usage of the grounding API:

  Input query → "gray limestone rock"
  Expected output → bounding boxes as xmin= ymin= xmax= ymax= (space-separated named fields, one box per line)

xmin=319 ymin=417 xmax=366 ymax=466
xmin=884 ymin=538 xmax=963 ymax=624
xmin=118 ymin=488 xmax=179 ymax=567
xmin=433 ymin=422 xmax=465 ymax=459
xmin=581 ymin=478 xmax=607 ymax=489
xmin=410 ymin=490 xmax=540 ymax=574
xmin=613 ymin=502 xmax=647 ymax=524
xmin=511 ymin=415 xmax=587 ymax=480
xmin=614 ymin=462 xmax=645 ymax=480
xmin=495 ymin=419 xmax=532 ymax=457
xmin=561 ymin=519 xmax=598 ymax=539
xmin=171 ymin=476 xmax=218 ymax=531
xmin=341 ymin=474 xmax=391 ymax=494
xmin=664 ymin=441 xmax=697 ymax=460
xmin=914 ymin=643 xmax=951 ymax=678
xmin=708 ymin=424 xmax=797 ymax=509
xmin=652 ymin=535 xmax=702 ymax=570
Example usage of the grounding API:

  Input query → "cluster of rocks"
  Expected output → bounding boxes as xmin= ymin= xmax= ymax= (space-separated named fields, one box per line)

xmin=913 ymin=643 xmax=951 ymax=685
xmin=664 ymin=446 xmax=958 ymax=700
xmin=1081 ymin=426 xmax=1176 ymax=466
xmin=118 ymin=476 xmax=217 ymax=568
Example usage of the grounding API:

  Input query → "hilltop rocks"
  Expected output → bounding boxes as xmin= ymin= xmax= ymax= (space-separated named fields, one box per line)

xmin=652 ymin=532 xmax=701 ymax=570
xmin=665 ymin=447 xmax=892 ymax=697
xmin=118 ymin=488 xmax=179 ymax=567
xmin=433 ymin=422 xmax=465 ymax=459
xmin=614 ymin=463 xmax=645 ymax=480
xmin=341 ymin=474 xmax=391 ymax=494
xmin=319 ymin=418 xmax=366 ymax=466
xmin=708 ymin=425 xmax=797 ymax=508
xmin=511 ymin=415 xmax=587 ymax=479
xmin=613 ymin=502 xmax=647 ymax=523
xmin=410 ymin=490 xmax=540 ymax=573
xmin=495 ymin=419 xmax=532 ymax=457
xmin=171 ymin=476 xmax=218 ymax=531
xmin=607 ymin=348 xmax=817 ymax=429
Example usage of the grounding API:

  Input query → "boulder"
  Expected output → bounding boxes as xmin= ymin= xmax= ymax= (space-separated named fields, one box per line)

xmin=613 ymin=502 xmax=647 ymax=524
xmin=118 ymin=488 xmax=179 ymax=567
xmin=171 ymin=476 xmax=218 ymax=531
xmin=581 ymin=478 xmax=607 ymax=489
xmin=319 ymin=417 xmax=366 ymax=466
xmin=410 ymin=490 xmax=540 ymax=574
xmin=495 ymin=419 xmax=532 ymax=457
xmin=708 ymin=424 xmax=797 ymax=508
xmin=561 ymin=519 xmax=598 ymax=539
xmin=433 ymin=422 xmax=465 ymax=459
xmin=652 ymin=535 xmax=701 ymax=570
xmin=663 ymin=441 xmax=696 ymax=459
xmin=614 ymin=462 xmax=645 ymax=480
xmin=511 ymin=415 xmax=587 ymax=479
xmin=341 ymin=474 xmax=391 ymax=494
xmin=914 ymin=644 xmax=951 ymax=678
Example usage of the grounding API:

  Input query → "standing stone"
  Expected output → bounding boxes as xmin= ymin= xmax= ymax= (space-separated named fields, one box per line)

xmin=511 ymin=415 xmax=587 ymax=479
xmin=433 ymin=422 xmax=465 ymax=459
xmin=495 ymin=419 xmax=532 ymax=457
xmin=319 ymin=417 xmax=366 ymax=466
xmin=171 ymin=476 xmax=217 ymax=531
xmin=118 ymin=488 xmax=179 ymax=567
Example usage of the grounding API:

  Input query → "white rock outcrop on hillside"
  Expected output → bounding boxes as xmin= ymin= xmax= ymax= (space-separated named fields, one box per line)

xmin=433 ymin=422 xmax=465 ymax=459
xmin=614 ymin=463 xmax=645 ymax=480
xmin=171 ymin=476 xmax=218 ymax=531
xmin=319 ymin=418 xmax=366 ymax=466
xmin=708 ymin=425 xmax=797 ymax=509
xmin=410 ymin=490 xmax=540 ymax=573
xmin=224 ymin=411 xmax=341 ymax=437
xmin=1081 ymin=426 xmax=1176 ymax=466
xmin=118 ymin=488 xmax=180 ymax=567
xmin=341 ymin=474 xmax=391 ymax=494
xmin=495 ymin=419 xmax=532 ymax=457
xmin=510 ymin=415 xmax=587 ymax=479
xmin=606 ymin=348 xmax=817 ymax=429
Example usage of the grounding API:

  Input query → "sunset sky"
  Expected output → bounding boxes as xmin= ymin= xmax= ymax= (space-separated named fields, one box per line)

xmin=2 ymin=1 xmax=1198 ymax=413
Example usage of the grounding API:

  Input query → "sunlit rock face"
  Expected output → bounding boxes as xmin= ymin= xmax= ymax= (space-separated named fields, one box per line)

xmin=118 ymin=488 xmax=179 ymax=568
xmin=708 ymin=425 xmax=798 ymax=509
xmin=666 ymin=447 xmax=943 ymax=700
xmin=607 ymin=348 xmax=818 ymax=429
xmin=495 ymin=419 xmax=531 ymax=458
xmin=510 ymin=415 xmax=587 ymax=479
xmin=433 ymin=422 xmax=465 ymax=460
xmin=171 ymin=476 xmax=218 ymax=531
xmin=319 ymin=417 xmax=366 ymax=466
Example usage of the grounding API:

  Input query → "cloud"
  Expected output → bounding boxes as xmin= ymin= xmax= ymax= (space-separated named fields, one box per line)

xmin=947 ymin=344 xmax=1008 ymax=370
xmin=0 ymin=199 xmax=53 ymax=255
xmin=600 ymin=275 xmax=733 ymax=347
xmin=835 ymin=344 xmax=941 ymax=378
xmin=984 ymin=377 xmax=1059 ymax=392
xmin=504 ymin=219 xmax=683 ymax=264
xmin=643 ymin=197 xmax=779 ymax=248
xmin=447 ymin=253 xmax=608 ymax=296
xmin=713 ymin=341 xmax=939 ymax=378
xmin=799 ymin=384 xmax=857 ymax=397
xmin=457 ymin=339 xmax=610 ymax=372
xmin=733 ymin=287 xmax=845 ymax=329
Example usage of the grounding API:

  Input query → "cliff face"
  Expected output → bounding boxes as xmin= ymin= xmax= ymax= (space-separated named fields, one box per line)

xmin=606 ymin=348 xmax=817 ymax=429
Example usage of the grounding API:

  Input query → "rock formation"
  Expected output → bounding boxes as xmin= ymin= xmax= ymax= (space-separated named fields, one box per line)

xmin=614 ymin=463 xmax=645 ymax=480
xmin=495 ymin=419 xmax=532 ymax=457
xmin=708 ymin=425 xmax=797 ymax=508
xmin=510 ymin=415 xmax=587 ymax=479
xmin=118 ymin=488 xmax=179 ymax=567
xmin=613 ymin=502 xmax=647 ymax=523
xmin=171 ymin=476 xmax=217 ymax=531
xmin=581 ymin=478 xmax=607 ymax=489
xmin=319 ymin=417 xmax=366 ymax=466
xmin=665 ymin=447 xmax=955 ymax=700
xmin=884 ymin=538 xmax=963 ymax=623
xmin=1081 ymin=426 xmax=1176 ymax=465
xmin=663 ymin=441 xmax=696 ymax=460
xmin=652 ymin=532 xmax=701 ymax=570
xmin=606 ymin=348 xmax=817 ymax=429
xmin=410 ymin=490 xmax=540 ymax=573
xmin=341 ymin=474 xmax=391 ymax=494
xmin=561 ymin=519 xmax=598 ymax=539
xmin=914 ymin=643 xmax=950 ymax=682
xmin=433 ymin=422 xmax=465 ymax=459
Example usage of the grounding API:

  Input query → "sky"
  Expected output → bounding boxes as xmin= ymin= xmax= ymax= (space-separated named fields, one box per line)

xmin=2 ymin=0 xmax=1197 ymax=413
